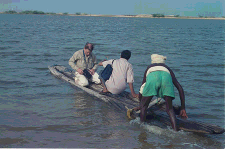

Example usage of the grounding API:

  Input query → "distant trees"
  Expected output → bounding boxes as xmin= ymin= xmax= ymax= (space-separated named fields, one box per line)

xmin=45 ymin=12 xmax=56 ymax=15
xmin=32 ymin=10 xmax=45 ymax=14
xmin=198 ymin=15 xmax=217 ymax=18
xmin=75 ymin=12 xmax=81 ymax=15
xmin=3 ymin=10 xmax=67 ymax=15
xmin=152 ymin=14 xmax=165 ymax=17
xmin=20 ymin=10 xmax=33 ymax=14
xmin=4 ymin=10 xmax=17 ymax=14
xmin=124 ymin=14 xmax=137 ymax=16
xmin=4 ymin=10 xmax=45 ymax=14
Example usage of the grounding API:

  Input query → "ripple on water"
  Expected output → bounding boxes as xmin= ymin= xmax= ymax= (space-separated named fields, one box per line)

xmin=0 ymin=14 xmax=224 ymax=148
xmin=6 ymin=40 xmax=20 ymax=43
xmin=0 ymin=137 xmax=29 ymax=147
xmin=0 ymin=80 xmax=25 ymax=86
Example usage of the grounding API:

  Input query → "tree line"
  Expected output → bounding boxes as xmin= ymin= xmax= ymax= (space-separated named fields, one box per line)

xmin=2 ymin=11 xmax=178 ymax=17
xmin=2 ymin=10 xmax=85 ymax=15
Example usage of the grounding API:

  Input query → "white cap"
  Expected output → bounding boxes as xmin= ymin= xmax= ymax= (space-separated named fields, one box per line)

xmin=151 ymin=54 xmax=167 ymax=64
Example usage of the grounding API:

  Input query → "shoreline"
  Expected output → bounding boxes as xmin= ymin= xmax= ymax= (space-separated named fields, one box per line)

xmin=68 ymin=14 xmax=225 ymax=20
xmin=1 ymin=12 xmax=225 ymax=20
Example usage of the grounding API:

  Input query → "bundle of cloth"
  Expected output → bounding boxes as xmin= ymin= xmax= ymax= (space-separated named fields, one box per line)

xmin=151 ymin=54 xmax=167 ymax=64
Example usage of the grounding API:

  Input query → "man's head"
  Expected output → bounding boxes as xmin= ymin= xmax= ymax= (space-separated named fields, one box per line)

xmin=84 ymin=42 xmax=94 ymax=56
xmin=121 ymin=50 xmax=131 ymax=60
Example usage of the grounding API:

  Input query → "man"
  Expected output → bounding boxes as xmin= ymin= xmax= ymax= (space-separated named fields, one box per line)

xmin=98 ymin=50 xmax=138 ymax=98
xmin=133 ymin=54 xmax=188 ymax=131
xmin=69 ymin=42 xmax=101 ymax=87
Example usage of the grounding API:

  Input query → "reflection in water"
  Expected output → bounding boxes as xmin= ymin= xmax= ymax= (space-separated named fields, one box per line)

xmin=138 ymin=131 xmax=157 ymax=149
xmin=73 ymin=93 xmax=88 ymax=110
xmin=72 ymin=91 xmax=130 ymax=141
xmin=0 ymin=138 xmax=29 ymax=147
xmin=72 ymin=90 xmax=124 ymax=126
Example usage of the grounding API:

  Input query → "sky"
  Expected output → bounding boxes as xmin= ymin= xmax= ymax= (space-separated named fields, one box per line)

xmin=0 ymin=0 xmax=224 ymax=17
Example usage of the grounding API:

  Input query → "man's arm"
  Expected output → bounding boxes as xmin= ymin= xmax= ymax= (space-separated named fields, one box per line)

xmin=168 ymin=67 xmax=188 ymax=118
xmin=126 ymin=64 xmax=138 ymax=98
xmin=69 ymin=52 xmax=84 ymax=74
xmin=68 ymin=53 xmax=79 ymax=71
xmin=89 ymin=55 xmax=97 ymax=75
xmin=98 ymin=61 xmax=103 ymax=66
xmin=92 ymin=55 xmax=98 ymax=70
xmin=168 ymin=69 xmax=185 ymax=109
xmin=98 ymin=59 xmax=111 ymax=66
xmin=128 ymin=83 xmax=138 ymax=98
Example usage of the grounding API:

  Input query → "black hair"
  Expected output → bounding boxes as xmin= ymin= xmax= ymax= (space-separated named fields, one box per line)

xmin=84 ymin=42 xmax=94 ymax=51
xmin=121 ymin=50 xmax=131 ymax=60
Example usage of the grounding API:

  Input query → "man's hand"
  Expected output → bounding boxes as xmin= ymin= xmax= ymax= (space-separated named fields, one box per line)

xmin=77 ymin=68 xmax=83 ymax=75
xmin=178 ymin=109 xmax=188 ymax=119
xmin=89 ymin=69 xmax=95 ymax=75
xmin=98 ymin=59 xmax=106 ymax=66
xmin=132 ymin=93 xmax=139 ymax=98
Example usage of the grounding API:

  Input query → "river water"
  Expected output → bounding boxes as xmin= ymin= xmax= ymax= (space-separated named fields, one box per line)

xmin=0 ymin=14 xmax=224 ymax=148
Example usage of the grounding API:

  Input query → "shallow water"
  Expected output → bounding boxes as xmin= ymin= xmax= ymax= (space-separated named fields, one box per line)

xmin=0 ymin=14 xmax=224 ymax=148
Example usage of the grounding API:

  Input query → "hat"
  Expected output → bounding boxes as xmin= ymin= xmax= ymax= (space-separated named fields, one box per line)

xmin=151 ymin=54 xmax=167 ymax=64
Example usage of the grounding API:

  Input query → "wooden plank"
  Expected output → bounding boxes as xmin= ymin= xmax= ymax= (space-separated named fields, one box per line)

xmin=147 ymin=103 xmax=225 ymax=134
xmin=49 ymin=65 xmax=138 ymax=111
xmin=49 ymin=65 xmax=225 ymax=134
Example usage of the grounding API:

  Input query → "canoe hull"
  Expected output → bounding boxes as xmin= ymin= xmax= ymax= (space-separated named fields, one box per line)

xmin=48 ymin=65 xmax=225 ymax=134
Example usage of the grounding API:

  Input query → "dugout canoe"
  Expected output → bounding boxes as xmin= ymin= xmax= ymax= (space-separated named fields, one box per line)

xmin=48 ymin=64 xmax=225 ymax=134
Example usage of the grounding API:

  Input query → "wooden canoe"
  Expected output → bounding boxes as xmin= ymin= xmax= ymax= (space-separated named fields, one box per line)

xmin=48 ymin=65 xmax=225 ymax=134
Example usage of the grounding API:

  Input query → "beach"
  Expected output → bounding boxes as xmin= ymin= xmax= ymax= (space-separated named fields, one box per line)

xmin=67 ymin=14 xmax=225 ymax=20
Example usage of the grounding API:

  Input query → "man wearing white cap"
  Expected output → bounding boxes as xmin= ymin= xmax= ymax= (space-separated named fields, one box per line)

xmin=132 ymin=54 xmax=188 ymax=131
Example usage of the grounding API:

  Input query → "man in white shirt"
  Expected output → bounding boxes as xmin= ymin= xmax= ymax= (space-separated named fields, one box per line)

xmin=98 ymin=50 xmax=138 ymax=98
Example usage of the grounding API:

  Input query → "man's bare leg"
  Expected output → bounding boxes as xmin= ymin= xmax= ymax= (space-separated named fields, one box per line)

xmin=140 ymin=96 xmax=153 ymax=122
xmin=164 ymin=96 xmax=178 ymax=131
xmin=100 ymin=79 xmax=109 ymax=93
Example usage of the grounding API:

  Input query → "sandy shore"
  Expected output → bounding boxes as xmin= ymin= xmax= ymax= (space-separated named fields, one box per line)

xmin=1 ymin=12 xmax=224 ymax=20
xmin=68 ymin=14 xmax=225 ymax=20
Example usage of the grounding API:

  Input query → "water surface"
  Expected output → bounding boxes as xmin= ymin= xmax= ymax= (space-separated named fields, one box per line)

xmin=0 ymin=14 xmax=224 ymax=148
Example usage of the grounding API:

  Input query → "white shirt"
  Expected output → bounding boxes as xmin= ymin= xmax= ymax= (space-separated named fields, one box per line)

xmin=102 ymin=58 xmax=134 ymax=94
